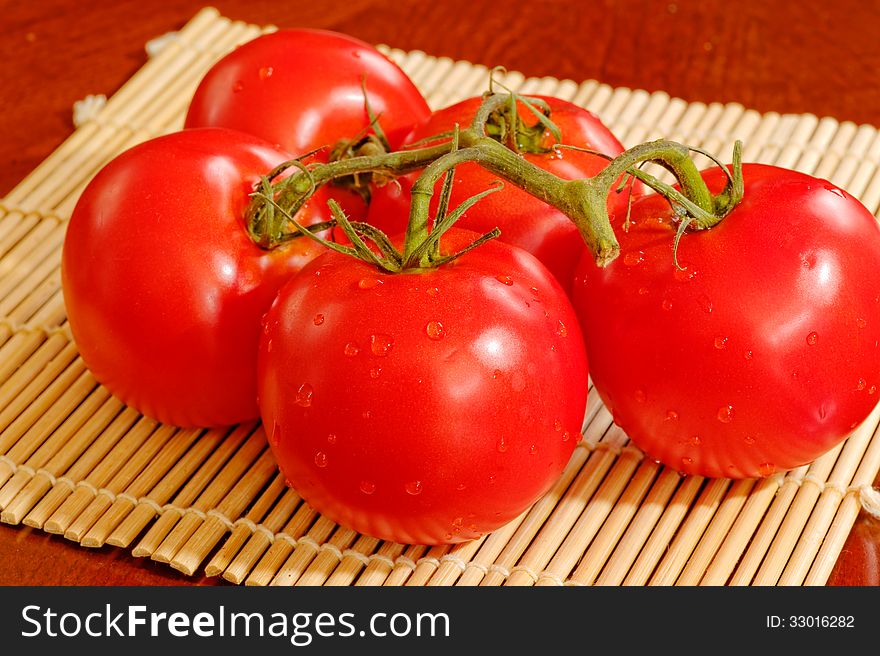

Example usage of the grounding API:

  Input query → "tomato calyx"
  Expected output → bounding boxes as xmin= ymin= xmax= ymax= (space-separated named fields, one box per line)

xmin=254 ymin=131 xmax=504 ymax=273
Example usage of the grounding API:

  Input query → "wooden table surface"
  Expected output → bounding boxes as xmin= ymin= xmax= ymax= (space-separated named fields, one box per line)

xmin=1 ymin=0 xmax=879 ymax=586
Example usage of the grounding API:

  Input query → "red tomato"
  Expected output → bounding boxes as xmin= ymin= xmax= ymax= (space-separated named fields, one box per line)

xmin=184 ymin=29 xmax=431 ymax=156
xmin=571 ymin=163 xmax=880 ymax=479
xmin=366 ymin=95 xmax=632 ymax=289
xmin=61 ymin=128 xmax=361 ymax=428
xmin=257 ymin=229 xmax=589 ymax=544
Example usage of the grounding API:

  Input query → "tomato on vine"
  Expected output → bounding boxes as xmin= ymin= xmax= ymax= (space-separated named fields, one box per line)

xmin=257 ymin=224 xmax=589 ymax=544
xmin=61 ymin=128 xmax=357 ymax=428
xmin=185 ymin=29 xmax=431 ymax=158
xmin=572 ymin=159 xmax=880 ymax=478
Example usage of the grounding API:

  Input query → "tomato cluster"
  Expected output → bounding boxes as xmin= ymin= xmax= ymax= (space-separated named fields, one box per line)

xmin=61 ymin=29 xmax=880 ymax=545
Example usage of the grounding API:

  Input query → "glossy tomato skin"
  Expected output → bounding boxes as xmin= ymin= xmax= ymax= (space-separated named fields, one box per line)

xmin=61 ymin=127 xmax=359 ymax=428
xmin=572 ymin=163 xmax=880 ymax=479
xmin=258 ymin=229 xmax=589 ymax=544
xmin=366 ymin=95 xmax=632 ymax=289
xmin=184 ymin=29 xmax=431 ymax=156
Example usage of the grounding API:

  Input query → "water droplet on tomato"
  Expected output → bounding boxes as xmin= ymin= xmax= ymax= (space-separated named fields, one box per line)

xmin=857 ymin=318 xmax=868 ymax=329
xmin=496 ymin=437 xmax=508 ymax=453
xmin=634 ymin=389 xmax=646 ymax=403
xmin=496 ymin=275 xmax=513 ymax=286
xmin=529 ymin=444 xmax=539 ymax=455
xmin=295 ymin=383 xmax=313 ymax=407
xmin=666 ymin=410 xmax=679 ymax=421
xmin=426 ymin=286 xmax=440 ymax=297
xmin=266 ymin=339 xmax=273 ymax=352
xmin=554 ymin=419 xmax=563 ymax=432
xmin=556 ymin=320 xmax=568 ymax=337
xmin=699 ymin=294 xmax=714 ymax=314
xmin=492 ymin=369 xmax=502 ymax=380
xmin=681 ymin=456 xmax=694 ymax=468
xmin=673 ymin=266 xmax=697 ymax=282
xmin=359 ymin=480 xmax=376 ymax=495
xmin=870 ymin=385 xmax=878 ymax=395
xmin=714 ymin=336 xmax=729 ymax=350
xmin=661 ymin=298 xmax=674 ymax=311
xmin=258 ymin=66 xmax=274 ymax=80
xmin=369 ymin=367 xmax=382 ymax=379
xmin=233 ymin=80 xmax=244 ymax=92
xmin=758 ymin=462 xmax=776 ymax=476
xmin=362 ymin=409 xmax=373 ymax=419
xmin=270 ymin=422 xmax=282 ymax=447
xmin=562 ymin=431 xmax=571 ymax=442
xmin=344 ymin=342 xmax=359 ymax=357
xmin=352 ymin=50 xmax=362 ymax=58
xmin=744 ymin=349 xmax=754 ymax=360
xmin=313 ymin=313 xmax=325 ymax=326
xmin=857 ymin=378 xmax=868 ymax=391
xmin=314 ymin=451 xmax=328 ymax=468
xmin=426 ymin=321 xmax=446 ymax=340
xmin=638 ymin=286 xmax=649 ymax=296
xmin=717 ymin=405 xmax=734 ymax=423
xmin=456 ymin=482 xmax=467 ymax=491
xmin=370 ymin=334 xmax=393 ymax=356
xmin=806 ymin=331 xmax=818 ymax=345
xmin=689 ymin=435 xmax=702 ymax=446
xmin=744 ymin=435 xmax=756 ymax=445
xmin=623 ymin=250 xmax=645 ymax=266
xmin=358 ymin=277 xmax=383 ymax=290
xmin=824 ymin=185 xmax=845 ymax=198
xmin=327 ymin=433 xmax=337 ymax=444
xmin=405 ymin=480 xmax=423 ymax=495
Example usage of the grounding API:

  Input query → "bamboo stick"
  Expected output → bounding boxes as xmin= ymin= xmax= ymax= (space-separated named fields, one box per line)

xmin=79 ymin=428 xmax=205 ymax=547
xmin=593 ymin=468 xmax=684 ymax=585
xmin=208 ymin=481 xmax=300 ymax=582
xmin=268 ymin=516 xmax=338 ymax=586
xmin=323 ymin=535 xmax=383 ymax=586
xmin=61 ymin=423 xmax=180 ymax=541
xmin=674 ymin=478 xmax=756 ymax=585
xmin=479 ymin=403 xmax=614 ymax=586
xmin=169 ymin=448 xmax=278 ymax=575
xmin=124 ymin=423 xmax=258 ymax=554
xmin=145 ymin=426 xmax=263 ymax=560
xmin=41 ymin=415 xmax=161 ymax=535
xmin=351 ymin=542 xmax=409 ymax=586
xmin=243 ymin=502 xmax=321 ymax=586
xmin=805 ymin=419 xmax=880 ymax=584
xmin=503 ymin=427 xmax=629 ymax=586
xmin=777 ymin=405 xmax=880 ymax=585
xmin=114 ymin=424 xmax=257 ymax=551
xmin=533 ymin=448 xmax=644 ymax=585
xmin=565 ymin=459 xmax=661 ymax=586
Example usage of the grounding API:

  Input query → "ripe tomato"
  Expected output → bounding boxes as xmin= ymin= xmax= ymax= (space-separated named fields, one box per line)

xmin=257 ymin=229 xmax=589 ymax=544
xmin=184 ymin=29 xmax=431 ymax=156
xmin=572 ymin=163 xmax=880 ymax=479
xmin=61 ymin=127 xmax=361 ymax=428
xmin=366 ymin=95 xmax=632 ymax=289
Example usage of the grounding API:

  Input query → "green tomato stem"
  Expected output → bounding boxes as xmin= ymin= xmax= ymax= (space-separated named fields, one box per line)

xmin=246 ymin=92 xmax=741 ymax=269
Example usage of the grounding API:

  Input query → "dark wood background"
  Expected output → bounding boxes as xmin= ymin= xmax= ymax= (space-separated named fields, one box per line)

xmin=1 ymin=0 xmax=879 ymax=585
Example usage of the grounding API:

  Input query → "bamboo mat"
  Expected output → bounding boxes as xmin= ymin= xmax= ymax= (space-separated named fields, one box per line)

xmin=2 ymin=6 xmax=880 ymax=587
